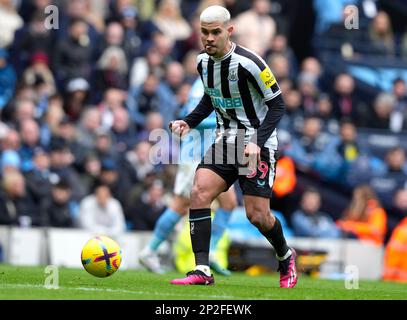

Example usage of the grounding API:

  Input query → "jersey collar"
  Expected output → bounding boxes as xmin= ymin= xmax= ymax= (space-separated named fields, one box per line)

xmin=210 ymin=42 xmax=236 ymax=62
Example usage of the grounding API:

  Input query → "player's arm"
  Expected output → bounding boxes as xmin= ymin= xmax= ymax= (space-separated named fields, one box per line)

xmin=244 ymin=95 xmax=285 ymax=163
xmin=255 ymin=94 xmax=285 ymax=147
xmin=245 ymin=61 xmax=285 ymax=147
xmin=183 ymin=93 xmax=214 ymax=128
xmin=169 ymin=93 xmax=214 ymax=136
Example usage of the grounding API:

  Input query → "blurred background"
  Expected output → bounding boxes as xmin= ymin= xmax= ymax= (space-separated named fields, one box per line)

xmin=0 ymin=0 xmax=406 ymax=283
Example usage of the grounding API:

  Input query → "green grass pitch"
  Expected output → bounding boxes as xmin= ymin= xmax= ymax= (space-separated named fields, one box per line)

xmin=0 ymin=264 xmax=406 ymax=300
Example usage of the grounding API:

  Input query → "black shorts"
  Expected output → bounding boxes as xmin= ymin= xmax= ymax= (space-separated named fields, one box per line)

xmin=197 ymin=138 xmax=278 ymax=198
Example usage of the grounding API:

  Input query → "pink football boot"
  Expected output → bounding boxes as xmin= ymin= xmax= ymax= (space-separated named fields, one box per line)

xmin=170 ymin=270 xmax=215 ymax=285
xmin=278 ymin=248 xmax=298 ymax=288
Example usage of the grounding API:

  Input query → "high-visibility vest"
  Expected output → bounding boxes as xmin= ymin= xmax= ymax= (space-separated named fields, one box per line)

xmin=383 ymin=217 xmax=407 ymax=283
xmin=273 ymin=156 xmax=297 ymax=198
xmin=336 ymin=200 xmax=387 ymax=246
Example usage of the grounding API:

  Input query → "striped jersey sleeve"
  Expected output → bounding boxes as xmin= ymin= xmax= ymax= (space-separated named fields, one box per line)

xmin=234 ymin=45 xmax=281 ymax=101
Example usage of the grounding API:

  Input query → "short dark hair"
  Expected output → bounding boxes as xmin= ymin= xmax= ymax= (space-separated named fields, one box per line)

xmin=54 ymin=178 xmax=71 ymax=190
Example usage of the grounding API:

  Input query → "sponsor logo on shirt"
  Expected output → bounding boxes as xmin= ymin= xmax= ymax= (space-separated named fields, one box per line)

xmin=260 ymin=67 xmax=276 ymax=88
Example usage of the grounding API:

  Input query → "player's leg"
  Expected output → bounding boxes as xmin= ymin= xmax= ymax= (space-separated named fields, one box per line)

xmin=209 ymin=186 xmax=237 ymax=276
xmin=139 ymin=195 xmax=189 ymax=273
xmin=171 ymin=168 xmax=229 ymax=285
xmin=139 ymin=161 xmax=196 ymax=273
xmin=239 ymin=148 xmax=297 ymax=288
xmin=244 ymin=195 xmax=297 ymax=288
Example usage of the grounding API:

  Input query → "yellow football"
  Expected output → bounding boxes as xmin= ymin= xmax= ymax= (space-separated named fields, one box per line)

xmin=81 ymin=235 xmax=122 ymax=277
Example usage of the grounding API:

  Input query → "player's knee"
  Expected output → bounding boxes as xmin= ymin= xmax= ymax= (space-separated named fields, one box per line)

xmin=247 ymin=208 xmax=269 ymax=230
xmin=190 ymin=183 xmax=212 ymax=207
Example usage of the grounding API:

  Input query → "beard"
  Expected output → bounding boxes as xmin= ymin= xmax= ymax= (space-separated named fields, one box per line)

xmin=205 ymin=45 xmax=217 ymax=56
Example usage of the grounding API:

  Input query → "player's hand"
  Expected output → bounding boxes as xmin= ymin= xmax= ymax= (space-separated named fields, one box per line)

xmin=169 ymin=120 xmax=190 ymax=137
xmin=243 ymin=142 xmax=261 ymax=170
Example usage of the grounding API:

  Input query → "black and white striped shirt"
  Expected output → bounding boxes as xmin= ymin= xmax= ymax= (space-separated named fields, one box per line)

xmin=184 ymin=42 xmax=285 ymax=149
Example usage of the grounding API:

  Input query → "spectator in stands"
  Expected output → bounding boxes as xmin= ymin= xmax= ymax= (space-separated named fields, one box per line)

xmin=156 ymin=61 xmax=186 ymax=123
xmin=79 ymin=153 xmax=101 ymax=194
xmin=18 ymin=118 xmax=42 ymax=172
xmin=369 ymin=147 xmax=407 ymax=209
xmin=93 ymin=46 xmax=129 ymax=99
xmin=233 ymin=0 xmax=276 ymax=57
xmin=297 ymin=72 xmax=319 ymax=115
xmin=48 ymin=137 xmax=86 ymax=202
xmin=93 ymin=128 xmax=115 ymax=161
xmin=330 ymin=73 xmax=367 ymax=125
xmin=13 ymin=99 xmax=37 ymax=124
xmin=321 ymin=119 xmax=362 ymax=184
xmin=386 ymin=188 xmax=407 ymax=243
xmin=119 ymin=5 xmax=144 ymax=63
xmin=42 ymin=178 xmax=76 ymax=228
xmin=98 ymin=157 xmax=133 ymax=208
xmin=76 ymin=108 xmax=102 ymax=149
xmin=390 ymin=78 xmax=407 ymax=133
xmin=1 ymin=149 xmax=21 ymax=175
xmin=23 ymin=147 xmax=52 ymax=208
xmin=152 ymin=0 xmax=192 ymax=47
xmin=336 ymin=185 xmax=387 ymax=245
xmin=267 ymin=54 xmax=291 ymax=82
xmin=265 ymin=34 xmax=298 ymax=79
xmin=129 ymin=45 xmax=166 ymax=89
xmin=94 ymin=21 xmax=125 ymax=61
xmin=315 ymin=93 xmax=339 ymax=135
xmin=278 ymin=88 xmax=304 ymax=134
xmin=1 ymin=128 xmax=20 ymax=152
xmin=40 ymin=96 xmax=66 ymax=147
xmin=125 ymin=140 xmax=157 ymax=184
xmin=365 ymin=92 xmax=396 ymax=130
xmin=0 ymin=0 xmax=23 ymax=49
xmin=270 ymin=149 xmax=297 ymax=223
xmin=300 ymin=57 xmax=323 ymax=90
xmin=111 ymin=107 xmax=137 ymax=153
xmin=291 ymin=187 xmax=341 ymax=238
xmin=136 ymin=111 xmax=165 ymax=142
xmin=22 ymin=52 xmax=56 ymax=98
xmin=77 ymin=183 xmax=126 ymax=237
xmin=63 ymin=77 xmax=90 ymax=122
xmin=368 ymin=11 xmax=395 ymax=57
xmin=0 ymin=171 xmax=41 ymax=226
xmin=56 ymin=117 xmax=88 ymax=171
xmin=182 ymin=50 xmax=200 ymax=85
xmin=127 ymin=73 xmax=164 ymax=128
xmin=53 ymin=18 xmax=93 ymax=87
xmin=0 ymin=48 xmax=17 ymax=110
xmin=58 ymin=0 xmax=103 ymax=41
xmin=284 ymin=115 xmax=333 ymax=175
xmin=11 ymin=11 xmax=53 ymax=73
xmin=97 ymin=88 xmax=127 ymax=130
xmin=383 ymin=216 xmax=407 ymax=283
xmin=126 ymin=179 xmax=167 ymax=231
xmin=175 ymin=14 xmax=202 ymax=61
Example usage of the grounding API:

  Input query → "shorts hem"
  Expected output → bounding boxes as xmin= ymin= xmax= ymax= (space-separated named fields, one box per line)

xmin=196 ymin=164 xmax=234 ymax=192
xmin=241 ymin=190 xmax=272 ymax=199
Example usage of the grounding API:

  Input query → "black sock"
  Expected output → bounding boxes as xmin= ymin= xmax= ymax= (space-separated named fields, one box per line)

xmin=189 ymin=208 xmax=212 ymax=266
xmin=261 ymin=217 xmax=290 ymax=259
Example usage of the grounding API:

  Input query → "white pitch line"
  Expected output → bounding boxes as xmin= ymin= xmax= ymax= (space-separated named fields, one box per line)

xmin=2 ymin=283 xmax=257 ymax=300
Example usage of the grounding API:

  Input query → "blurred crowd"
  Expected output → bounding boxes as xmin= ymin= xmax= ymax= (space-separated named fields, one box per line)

xmin=0 ymin=0 xmax=406 ymax=277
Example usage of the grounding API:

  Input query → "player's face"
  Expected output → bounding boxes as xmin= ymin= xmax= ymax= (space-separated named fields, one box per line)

xmin=200 ymin=21 xmax=233 ymax=58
